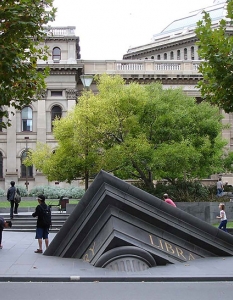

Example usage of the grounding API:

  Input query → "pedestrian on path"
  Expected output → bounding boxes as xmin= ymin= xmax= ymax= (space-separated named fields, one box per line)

xmin=163 ymin=193 xmax=176 ymax=207
xmin=216 ymin=178 xmax=223 ymax=197
xmin=0 ymin=216 xmax=12 ymax=249
xmin=32 ymin=194 xmax=51 ymax=253
xmin=7 ymin=181 xmax=21 ymax=219
xmin=216 ymin=203 xmax=228 ymax=232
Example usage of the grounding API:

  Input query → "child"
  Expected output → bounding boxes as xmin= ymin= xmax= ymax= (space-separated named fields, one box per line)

xmin=216 ymin=203 xmax=227 ymax=232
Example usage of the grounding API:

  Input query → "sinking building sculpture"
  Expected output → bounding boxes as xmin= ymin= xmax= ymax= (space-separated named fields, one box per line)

xmin=45 ymin=170 xmax=233 ymax=272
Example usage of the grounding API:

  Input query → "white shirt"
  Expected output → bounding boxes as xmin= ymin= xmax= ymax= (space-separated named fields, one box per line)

xmin=217 ymin=181 xmax=223 ymax=189
xmin=220 ymin=210 xmax=227 ymax=221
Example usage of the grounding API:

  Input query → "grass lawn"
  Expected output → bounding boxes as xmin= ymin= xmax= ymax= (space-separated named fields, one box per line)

xmin=213 ymin=221 xmax=233 ymax=228
xmin=0 ymin=199 xmax=79 ymax=208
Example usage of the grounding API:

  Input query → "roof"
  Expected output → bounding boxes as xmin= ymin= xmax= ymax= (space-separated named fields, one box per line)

xmin=153 ymin=1 xmax=226 ymax=41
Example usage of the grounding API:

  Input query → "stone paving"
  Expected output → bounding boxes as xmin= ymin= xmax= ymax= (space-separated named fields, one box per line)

xmin=1 ymin=230 xmax=233 ymax=282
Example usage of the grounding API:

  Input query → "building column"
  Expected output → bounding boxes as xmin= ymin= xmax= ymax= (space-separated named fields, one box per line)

xmin=66 ymin=89 xmax=77 ymax=110
xmin=37 ymin=93 xmax=47 ymax=143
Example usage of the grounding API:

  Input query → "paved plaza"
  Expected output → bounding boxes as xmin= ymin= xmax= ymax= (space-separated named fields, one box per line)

xmin=1 ymin=229 xmax=233 ymax=282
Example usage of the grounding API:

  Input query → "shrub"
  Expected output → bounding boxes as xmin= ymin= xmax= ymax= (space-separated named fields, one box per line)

xmin=0 ymin=188 xmax=5 ymax=196
xmin=133 ymin=180 xmax=211 ymax=202
xmin=28 ymin=185 xmax=85 ymax=199
xmin=17 ymin=185 xmax=28 ymax=197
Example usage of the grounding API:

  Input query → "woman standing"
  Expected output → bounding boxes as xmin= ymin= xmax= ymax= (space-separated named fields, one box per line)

xmin=216 ymin=203 xmax=228 ymax=232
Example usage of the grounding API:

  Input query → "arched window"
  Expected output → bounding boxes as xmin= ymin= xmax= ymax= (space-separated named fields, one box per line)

xmin=170 ymin=51 xmax=174 ymax=60
xmin=164 ymin=53 xmax=167 ymax=60
xmin=21 ymin=151 xmax=33 ymax=178
xmin=151 ymin=56 xmax=154 ymax=59
xmin=184 ymin=48 xmax=188 ymax=60
xmin=52 ymin=47 xmax=61 ymax=62
xmin=157 ymin=55 xmax=161 ymax=60
xmin=0 ymin=152 xmax=3 ymax=178
xmin=51 ymin=105 xmax=62 ymax=131
xmin=21 ymin=106 xmax=32 ymax=132
xmin=191 ymin=46 xmax=195 ymax=60
xmin=177 ymin=50 xmax=181 ymax=60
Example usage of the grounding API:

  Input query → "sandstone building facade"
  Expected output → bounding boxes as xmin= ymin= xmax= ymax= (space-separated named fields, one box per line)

xmin=0 ymin=0 xmax=232 ymax=191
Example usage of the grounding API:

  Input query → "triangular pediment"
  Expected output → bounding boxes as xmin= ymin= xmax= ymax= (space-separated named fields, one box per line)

xmin=45 ymin=171 xmax=233 ymax=269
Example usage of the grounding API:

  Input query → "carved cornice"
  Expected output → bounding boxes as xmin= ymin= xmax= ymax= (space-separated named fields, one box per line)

xmin=124 ymin=36 xmax=198 ymax=59
xmin=37 ymin=89 xmax=47 ymax=100
xmin=66 ymin=89 xmax=78 ymax=100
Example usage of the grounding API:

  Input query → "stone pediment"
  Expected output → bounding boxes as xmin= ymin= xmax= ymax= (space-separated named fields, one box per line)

xmin=45 ymin=171 xmax=233 ymax=270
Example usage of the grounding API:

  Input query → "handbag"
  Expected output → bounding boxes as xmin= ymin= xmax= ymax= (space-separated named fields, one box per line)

xmin=14 ymin=190 xmax=21 ymax=204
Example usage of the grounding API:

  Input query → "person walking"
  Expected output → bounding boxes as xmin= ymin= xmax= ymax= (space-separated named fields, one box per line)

xmin=216 ymin=203 xmax=228 ymax=232
xmin=0 ymin=216 xmax=12 ymax=249
xmin=163 ymin=193 xmax=176 ymax=207
xmin=32 ymin=194 xmax=51 ymax=253
xmin=7 ymin=181 xmax=20 ymax=219
xmin=216 ymin=178 xmax=223 ymax=197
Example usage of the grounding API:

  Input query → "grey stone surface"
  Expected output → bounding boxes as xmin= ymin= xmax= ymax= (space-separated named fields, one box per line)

xmin=1 ymin=230 xmax=233 ymax=282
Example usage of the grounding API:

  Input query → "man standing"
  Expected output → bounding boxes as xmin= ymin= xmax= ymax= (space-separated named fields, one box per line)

xmin=7 ymin=181 xmax=20 ymax=219
xmin=217 ymin=178 xmax=223 ymax=197
xmin=163 ymin=193 xmax=176 ymax=207
xmin=0 ymin=216 xmax=12 ymax=249
xmin=32 ymin=194 xmax=51 ymax=253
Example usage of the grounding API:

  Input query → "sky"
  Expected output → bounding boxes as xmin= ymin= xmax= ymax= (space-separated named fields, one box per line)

xmin=51 ymin=0 xmax=217 ymax=60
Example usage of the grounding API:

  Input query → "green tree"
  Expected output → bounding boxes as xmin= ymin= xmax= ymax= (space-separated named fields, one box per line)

xmin=92 ymin=77 xmax=226 ymax=187
xmin=26 ymin=75 xmax=226 ymax=190
xmin=195 ymin=0 xmax=233 ymax=113
xmin=0 ymin=0 xmax=56 ymax=127
xmin=25 ymin=91 xmax=102 ymax=190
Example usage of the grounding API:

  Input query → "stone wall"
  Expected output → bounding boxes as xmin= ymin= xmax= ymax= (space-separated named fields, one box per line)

xmin=176 ymin=202 xmax=233 ymax=224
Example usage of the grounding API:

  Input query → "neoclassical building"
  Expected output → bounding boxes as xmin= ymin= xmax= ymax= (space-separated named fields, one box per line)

xmin=0 ymin=0 xmax=232 ymax=191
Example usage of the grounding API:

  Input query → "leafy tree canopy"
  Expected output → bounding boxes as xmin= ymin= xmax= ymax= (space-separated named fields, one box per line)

xmin=195 ymin=0 xmax=233 ymax=112
xmin=0 ymin=0 xmax=56 ymax=127
xmin=26 ymin=75 xmax=227 ymax=189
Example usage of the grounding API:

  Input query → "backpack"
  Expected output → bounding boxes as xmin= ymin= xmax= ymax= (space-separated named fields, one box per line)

xmin=14 ymin=188 xmax=21 ymax=204
xmin=40 ymin=204 xmax=51 ymax=228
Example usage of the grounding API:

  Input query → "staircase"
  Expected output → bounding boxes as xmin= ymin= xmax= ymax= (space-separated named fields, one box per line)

xmin=2 ymin=213 xmax=69 ymax=233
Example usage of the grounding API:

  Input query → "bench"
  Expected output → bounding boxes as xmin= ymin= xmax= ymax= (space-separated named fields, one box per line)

xmin=49 ymin=197 xmax=69 ymax=213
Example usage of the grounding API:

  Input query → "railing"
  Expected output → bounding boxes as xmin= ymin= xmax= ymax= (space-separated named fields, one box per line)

xmin=44 ymin=26 xmax=76 ymax=36
xmin=81 ymin=60 xmax=201 ymax=75
xmin=154 ymin=63 xmax=181 ymax=71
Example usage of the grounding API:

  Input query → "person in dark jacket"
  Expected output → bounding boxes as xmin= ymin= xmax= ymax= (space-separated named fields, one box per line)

xmin=0 ymin=216 xmax=12 ymax=249
xmin=32 ymin=194 xmax=51 ymax=253
xmin=7 ymin=181 xmax=20 ymax=219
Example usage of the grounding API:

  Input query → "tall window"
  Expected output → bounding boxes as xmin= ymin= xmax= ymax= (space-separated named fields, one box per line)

xmin=21 ymin=151 xmax=33 ymax=178
xmin=0 ymin=152 xmax=3 ymax=178
xmin=191 ymin=46 xmax=195 ymax=60
xmin=157 ymin=55 xmax=161 ymax=60
xmin=184 ymin=48 xmax=188 ymax=60
xmin=21 ymin=106 xmax=32 ymax=132
xmin=52 ymin=47 xmax=61 ymax=62
xmin=51 ymin=105 xmax=62 ymax=131
xmin=177 ymin=50 xmax=181 ymax=60
xmin=170 ymin=51 xmax=174 ymax=60
xmin=164 ymin=53 xmax=167 ymax=60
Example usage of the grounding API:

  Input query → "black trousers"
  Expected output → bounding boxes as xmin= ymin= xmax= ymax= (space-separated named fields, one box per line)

xmin=10 ymin=200 xmax=19 ymax=218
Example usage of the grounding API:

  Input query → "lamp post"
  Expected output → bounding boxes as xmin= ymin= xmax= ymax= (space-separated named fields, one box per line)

xmin=80 ymin=75 xmax=93 ymax=191
xmin=24 ymin=137 xmax=29 ymax=191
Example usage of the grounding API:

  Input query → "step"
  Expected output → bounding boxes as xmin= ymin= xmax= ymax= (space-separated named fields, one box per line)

xmin=1 ymin=213 xmax=70 ymax=233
